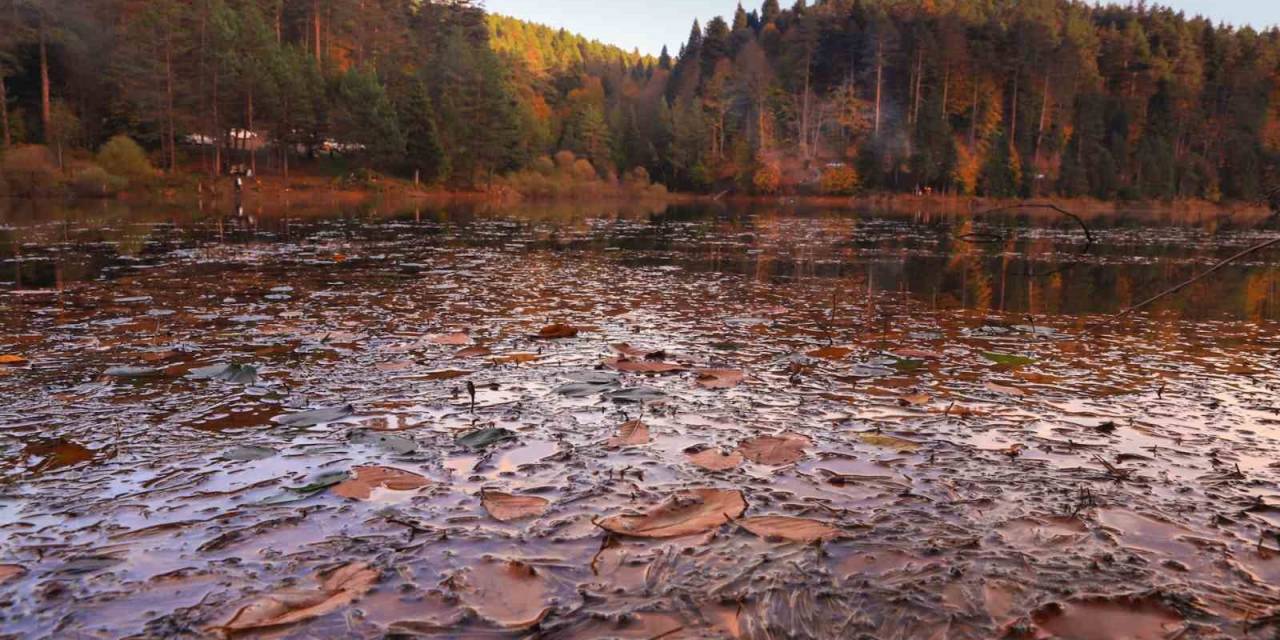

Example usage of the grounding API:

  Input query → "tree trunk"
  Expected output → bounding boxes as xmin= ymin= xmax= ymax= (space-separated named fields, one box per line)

xmin=213 ymin=71 xmax=221 ymax=175
xmin=275 ymin=1 xmax=283 ymax=44
xmin=800 ymin=44 xmax=812 ymax=159
xmin=941 ymin=66 xmax=950 ymax=124
xmin=0 ymin=74 xmax=10 ymax=148
xmin=1010 ymin=71 xmax=1019 ymax=146
xmin=1034 ymin=71 xmax=1050 ymax=165
xmin=969 ymin=80 xmax=978 ymax=148
xmin=165 ymin=27 xmax=177 ymax=172
xmin=911 ymin=49 xmax=923 ymax=126
xmin=39 ymin=15 xmax=51 ymax=142
xmin=874 ymin=42 xmax=883 ymax=137
xmin=313 ymin=0 xmax=322 ymax=64
xmin=247 ymin=90 xmax=256 ymax=175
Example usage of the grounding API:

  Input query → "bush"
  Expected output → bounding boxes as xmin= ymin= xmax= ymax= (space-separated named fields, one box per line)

xmin=71 ymin=166 xmax=127 ymax=198
xmin=1 ymin=145 xmax=60 ymax=196
xmin=752 ymin=162 xmax=781 ymax=195
xmin=554 ymin=150 xmax=577 ymax=170
xmin=820 ymin=165 xmax=860 ymax=195
xmin=96 ymin=135 xmax=153 ymax=180
xmin=532 ymin=155 xmax=556 ymax=175
xmin=571 ymin=158 xmax=597 ymax=181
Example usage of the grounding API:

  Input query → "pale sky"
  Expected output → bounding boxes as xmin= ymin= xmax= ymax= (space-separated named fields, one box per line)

xmin=481 ymin=0 xmax=1280 ymax=55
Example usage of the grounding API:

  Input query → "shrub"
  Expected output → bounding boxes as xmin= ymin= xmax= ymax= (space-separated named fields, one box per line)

xmin=71 ymin=165 xmax=127 ymax=198
xmin=1 ymin=145 xmax=60 ymax=196
xmin=820 ymin=165 xmax=860 ymax=195
xmin=96 ymin=135 xmax=153 ymax=180
xmin=553 ymin=150 xmax=577 ymax=170
xmin=623 ymin=166 xmax=650 ymax=186
xmin=752 ymin=162 xmax=781 ymax=195
xmin=571 ymin=158 xmax=598 ymax=182
xmin=532 ymin=155 xmax=556 ymax=175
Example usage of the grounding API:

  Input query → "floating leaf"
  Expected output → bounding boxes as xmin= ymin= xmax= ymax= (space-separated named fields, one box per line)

xmin=189 ymin=363 xmax=258 ymax=384
xmin=219 ymin=562 xmax=379 ymax=633
xmin=898 ymin=393 xmax=931 ymax=407
xmin=808 ymin=346 xmax=853 ymax=360
xmin=481 ymin=491 xmax=551 ymax=521
xmin=893 ymin=348 xmax=944 ymax=360
xmin=24 ymin=439 xmax=93 ymax=472
xmin=597 ymin=488 xmax=747 ymax=538
xmin=455 ymin=346 xmax=492 ymax=358
xmin=603 ymin=358 xmax=686 ymax=374
xmin=858 ymin=432 xmax=921 ymax=452
xmin=349 ymin=430 xmax=417 ymax=454
xmin=737 ymin=434 xmax=810 ymax=465
xmin=533 ymin=324 xmax=579 ymax=339
xmin=606 ymin=420 xmax=650 ymax=447
xmin=493 ymin=352 xmax=540 ymax=364
xmin=104 ymin=365 xmax=163 ymax=378
xmin=456 ymin=427 xmax=517 ymax=449
xmin=686 ymin=448 xmax=744 ymax=471
xmin=429 ymin=332 xmax=473 ymax=346
xmin=982 ymin=352 xmax=1035 ymax=366
xmin=0 ymin=355 xmax=27 ymax=365
xmin=290 ymin=470 xmax=352 ymax=494
xmin=222 ymin=445 xmax=277 ymax=461
xmin=611 ymin=343 xmax=665 ymax=359
xmin=555 ymin=381 xmax=617 ymax=398
xmin=739 ymin=516 xmax=841 ymax=543
xmin=447 ymin=559 xmax=553 ymax=629
xmin=606 ymin=386 xmax=667 ymax=403
xmin=695 ymin=369 xmax=745 ymax=389
xmin=0 ymin=564 xmax=24 ymax=584
xmin=984 ymin=381 xmax=1029 ymax=397
xmin=272 ymin=404 xmax=354 ymax=427
xmin=332 ymin=466 xmax=429 ymax=500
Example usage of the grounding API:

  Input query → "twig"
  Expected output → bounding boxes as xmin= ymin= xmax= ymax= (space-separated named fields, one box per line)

xmin=1104 ymin=235 xmax=1280 ymax=324
xmin=962 ymin=202 xmax=1097 ymax=278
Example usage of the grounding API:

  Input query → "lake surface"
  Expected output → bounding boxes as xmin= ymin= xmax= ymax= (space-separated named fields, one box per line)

xmin=2 ymin=198 xmax=1280 ymax=638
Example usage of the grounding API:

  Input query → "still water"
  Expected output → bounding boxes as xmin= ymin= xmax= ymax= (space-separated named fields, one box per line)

xmin=1 ymin=198 xmax=1279 ymax=638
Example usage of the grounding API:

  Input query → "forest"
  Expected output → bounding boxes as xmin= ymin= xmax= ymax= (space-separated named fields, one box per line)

xmin=0 ymin=0 xmax=1279 ymax=200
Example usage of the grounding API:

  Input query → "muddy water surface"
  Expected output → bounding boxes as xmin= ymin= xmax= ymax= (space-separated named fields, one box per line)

xmin=2 ymin=199 xmax=1280 ymax=639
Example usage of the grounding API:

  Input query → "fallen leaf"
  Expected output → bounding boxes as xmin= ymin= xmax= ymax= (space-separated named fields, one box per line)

xmin=893 ymin=348 xmax=944 ymax=360
xmin=429 ymin=332 xmax=473 ymax=346
xmin=219 ymin=562 xmax=378 ymax=633
xmin=533 ymin=324 xmax=578 ymax=339
xmin=603 ymin=358 xmax=686 ymax=374
xmin=455 ymin=346 xmax=492 ymax=358
xmin=898 ymin=393 xmax=931 ymax=407
xmin=481 ymin=491 xmax=551 ymax=521
xmin=0 ymin=355 xmax=27 ymax=365
xmin=103 ymin=365 xmax=163 ymax=378
xmin=597 ymin=488 xmax=746 ymax=538
xmin=189 ymin=363 xmax=258 ymax=384
xmin=858 ymin=432 xmax=921 ymax=452
xmin=332 ymin=466 xmax=429 ymax=500
xmin=738 ymin=516 xmax=841 ymax=543
xmin=447 ymin=559 xmax=552 ymax=629
xmin=984 ymin=381 xmax=1028 ymax=397
xmin=611 ymin=343 xmax=665 ymax=359
xmin=808 ymin=346 xmax=853 ymax=360
xmin=606 ymin=420 xmax=650 ymax=447
xmin=222 ymin=445 xmax=277 ymax=461
xmin=0 ymin=564 xmax=25 ymax=584
xmin=493 ymin=352 xmax=540 ymax=364
xmin=24 ymin=439 xmax=93 ymax=472
xmin=982 ymin=352 xmax=1035 ymax=366
xmin=686 ymin=448 xmax=744 ymax=471
xmin=737 ymin=434 xmax=810 ymax=465
xmin=695 ymin=369 xmax=745 ymax=389
xmin=456 ymin=427 xmax=517 ymax=449
xmin=272 ymin=404 xmax=354 ymax=427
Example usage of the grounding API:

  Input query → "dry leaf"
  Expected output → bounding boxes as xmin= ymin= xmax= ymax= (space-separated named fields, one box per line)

xmin=695 ymin=369 xmax=745 ymax=389
xmin=455 ymin=346 xmax=492 ymax=358
xmin=858 ymin=432 xmax=922 ymax=452
xmin=533 ymin=324 xmax=579 ymax=339
xmin=0 ymin=564 xmax=25 ymax=584
xmin=611 ymin=343 xmax=665 ymax=359
xmin=219 ymin=562 xmax=378 ymax=633
xmin=448 ymin=559 xmax=553 ymax=629
xmin=481 ymin=491 xmax=550 ymax=522
xmin=597 ymin=488 xmax=747 ymax=538
xmin=0 ymin=355 xmax=28 ymax=365
xmin=739 ymin=516 xmax=841 ymax=542
xmin=603 ymin=358 xmax=686 ymax=374
xmin=893 ymin=348 xmax=944 ymax=360
xmin=492 ymin=352 xmax=540 ymax=364
xmin=898 ymin=393 xmax=931 ymax=407
xmin=808 ymin=346 xmax=853 ymax=360
xmin=331 ymin=466 xmax=430 ymax=500
xmin=429 ymin=332 xmax=473 ymax=346
xmin=985 ymin=381 xmax=1028 ymax=396
xmin=607 ymin=420 xmax=650 ymax=447
xmin=687 ymin=448 xmax=744 ymax=471
xmin=737 ymin=434 xmax=811 ymax=465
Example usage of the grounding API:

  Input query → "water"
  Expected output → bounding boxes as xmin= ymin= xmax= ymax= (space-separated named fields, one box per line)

xmin=1 ymin=198 xmax=1279 ymax=638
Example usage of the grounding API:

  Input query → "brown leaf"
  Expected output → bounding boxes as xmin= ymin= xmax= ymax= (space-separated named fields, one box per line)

xmin=219 ymin=562 xmax=378 ymax=633
xmin=429 ymin=332 xmax=473 ymax=346
xmin=985 ymin=381 xmax=1028 ymax=397
xmin=687 ymin=448 xmax=744 ymax=471
xmin=893 ymin=348 xmax=944 ymax=360
xmin=737 ymin=434 xmax=811 ymax=465
xmin=492 ymin=352 xmax=540 ymax=364
xmin=858 ymin=432 xmax=921 ymax=452
xmin=331 ymin=466 xmax=430 ymax=500
xmin=603 ymin=358 xmax=686 ymax=374
xmin=739 ymin=516 xmax=841 ymax=543
xmin=597 ymin=488 xmax=747 ymax=538
xmin=606 ymin=420 xmax=650 ymax=447
xmin=695 ymin=369 xmax=745 ymax=389
xmin=611 ymin=343 xmax=665 ymax=359
xmin=481 ymin=491 xmax=551 ymax=522
xmin=807 ymin=346 xmax=853 ymax=360
xmin=454 ymin=346 xmax=492 ymax=358
xmin=898 ymin=393 xmax=931 ymax=407
xmin=533 ymin=324 xmax=579 ymax=339
xmin=0 ymin=354 xmax=28 ymax=365
xmin=448 ymin=559 xmax=553 ymax=629
xmin=0 ymin=564 xmax=25 ymax=584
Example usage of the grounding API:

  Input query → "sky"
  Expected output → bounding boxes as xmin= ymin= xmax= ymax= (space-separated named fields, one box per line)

xmin=481 ymin=0 xmax=1280 ymax=55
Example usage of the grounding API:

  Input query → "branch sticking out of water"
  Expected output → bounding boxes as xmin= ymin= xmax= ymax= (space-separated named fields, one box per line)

xmin=963 ymin=202 xmax=1097 ymax=278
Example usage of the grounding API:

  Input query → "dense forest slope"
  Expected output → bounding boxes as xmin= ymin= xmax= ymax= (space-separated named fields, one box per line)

xmin=0 ymin=0 xmax=1278 ymax=201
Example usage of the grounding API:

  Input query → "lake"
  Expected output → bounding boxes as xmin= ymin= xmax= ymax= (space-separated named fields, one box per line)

xmin=1 ymin=198 xmax=1279 ymax=638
